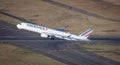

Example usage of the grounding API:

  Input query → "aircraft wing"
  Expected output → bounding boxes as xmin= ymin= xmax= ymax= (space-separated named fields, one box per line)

xmin=55 ymin=25 xmax=68 ymax=31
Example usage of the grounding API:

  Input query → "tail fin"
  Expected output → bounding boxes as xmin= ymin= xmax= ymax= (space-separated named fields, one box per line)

xmin=79 ymin=28 xmax=94 ymax=39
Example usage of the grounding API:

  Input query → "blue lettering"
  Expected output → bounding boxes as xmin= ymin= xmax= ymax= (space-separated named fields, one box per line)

xmin=27 ymin=23 xmax=45 ymax=30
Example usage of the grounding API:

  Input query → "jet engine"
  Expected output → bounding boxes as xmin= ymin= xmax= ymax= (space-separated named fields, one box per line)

xmin=40 ymin=33 xmax=48 ymax=38
xmin=40 ymin=33 xmax=55 ymax=40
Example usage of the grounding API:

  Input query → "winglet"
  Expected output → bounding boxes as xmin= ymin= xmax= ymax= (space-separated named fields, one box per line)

xmin=56 ymin=25 xmax=68 ymax=31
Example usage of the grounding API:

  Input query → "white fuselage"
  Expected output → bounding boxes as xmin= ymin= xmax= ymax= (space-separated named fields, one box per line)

xmin=17 ymin=23 xmax=88 ymax=41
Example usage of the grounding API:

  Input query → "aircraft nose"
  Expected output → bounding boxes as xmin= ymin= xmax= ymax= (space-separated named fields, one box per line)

xmin=16 ymin=24 xmax=22 ymax=29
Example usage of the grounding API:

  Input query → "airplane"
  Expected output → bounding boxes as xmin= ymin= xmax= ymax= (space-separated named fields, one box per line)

xmin=16 ymin=22 xmax=94 ymax=41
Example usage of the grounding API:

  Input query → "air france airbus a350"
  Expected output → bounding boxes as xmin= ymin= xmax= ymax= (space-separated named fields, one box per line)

xmin=16 ymin=23 xmax=94 ymax=41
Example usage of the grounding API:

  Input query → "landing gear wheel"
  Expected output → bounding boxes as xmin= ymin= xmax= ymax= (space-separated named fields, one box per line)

xmin=51 ymin=37 xmax=55 ymax=40
xmin=50 ymin=36 xmax=55 ymax=40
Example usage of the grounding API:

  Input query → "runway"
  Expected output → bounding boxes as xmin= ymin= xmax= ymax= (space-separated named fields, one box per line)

xmin=0 ymin=21 xmax=120 ymax=65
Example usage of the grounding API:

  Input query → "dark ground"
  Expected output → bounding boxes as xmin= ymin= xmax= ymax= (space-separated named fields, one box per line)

xmin=0 ymin=20 xmax=120 ymax=65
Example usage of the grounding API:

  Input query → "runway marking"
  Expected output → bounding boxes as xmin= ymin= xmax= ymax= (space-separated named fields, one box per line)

xmin=0 ymin=26 xmax=17 ymax=31
xmin=0 ymin=27 xmax=6 ymax=30
xmin=49 ymin=49 xmax=67 ymax=52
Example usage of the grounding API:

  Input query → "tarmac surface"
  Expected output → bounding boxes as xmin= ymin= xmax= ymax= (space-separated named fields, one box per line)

xmin=0 ymin=21 xmax=120 ymax=65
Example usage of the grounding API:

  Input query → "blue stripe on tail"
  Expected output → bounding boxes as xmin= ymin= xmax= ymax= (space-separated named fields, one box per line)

xmin=80 ymin=28 xmax=93 ymax=36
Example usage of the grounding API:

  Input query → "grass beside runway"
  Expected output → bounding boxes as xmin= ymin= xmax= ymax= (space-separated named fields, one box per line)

xmin=77 ymin=43 xmax=120 ymax=62
xmin=0 ymin=0 xmax=120 ymax=36
xmin=0 ymin=42 xmax=67 ymax=65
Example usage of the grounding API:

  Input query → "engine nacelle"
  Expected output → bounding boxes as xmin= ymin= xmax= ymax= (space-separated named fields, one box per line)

xmin=40 ymin=33 xmax=48 ymax=38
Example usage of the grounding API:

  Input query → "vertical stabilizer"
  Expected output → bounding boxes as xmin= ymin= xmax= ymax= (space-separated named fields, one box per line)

xmin=79 ymin=28 xmax=94 ymax=39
